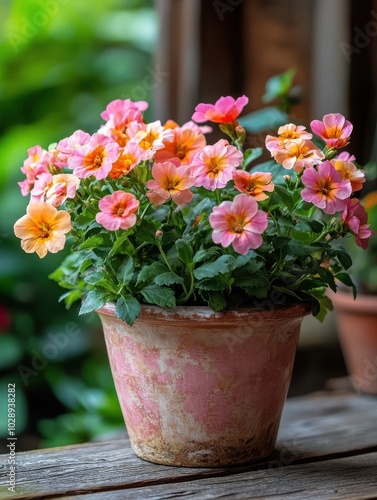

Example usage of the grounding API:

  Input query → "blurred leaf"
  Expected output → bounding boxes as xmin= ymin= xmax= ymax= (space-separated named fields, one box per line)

xmin=0 ymin=335 xmax=24 ymax=369
xmin=239 ymin=107 xmax=289 ymax=134
xmin=262 ymin=68 xmax=296 ymax=103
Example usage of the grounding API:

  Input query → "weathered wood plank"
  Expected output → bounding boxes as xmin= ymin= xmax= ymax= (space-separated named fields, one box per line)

xmin=1 ymin=394 xmax=376 ymax=500
xmin=60 ymin=452 xmax=377 ymax=499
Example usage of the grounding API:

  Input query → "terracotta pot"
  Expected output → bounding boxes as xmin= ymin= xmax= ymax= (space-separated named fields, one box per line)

xmin=331 ymin=290 xmax=377 ymax=395
xmin=97 ymin=302 xmax=309 ymax=467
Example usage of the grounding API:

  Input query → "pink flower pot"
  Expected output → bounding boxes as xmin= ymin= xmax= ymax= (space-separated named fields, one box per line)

xmin=97 ymin=302 xmax=309 ymax=467
xmin=331 ymin=290 xmax=377 ymax=395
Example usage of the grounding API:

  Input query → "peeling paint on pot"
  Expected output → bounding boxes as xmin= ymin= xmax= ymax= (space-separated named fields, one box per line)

xmin=97 ymin=303 xmax=309 ymax=467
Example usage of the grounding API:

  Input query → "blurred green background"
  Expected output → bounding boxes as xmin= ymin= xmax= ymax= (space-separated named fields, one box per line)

xmin=0 ymin=0 xmax=158 ymax=449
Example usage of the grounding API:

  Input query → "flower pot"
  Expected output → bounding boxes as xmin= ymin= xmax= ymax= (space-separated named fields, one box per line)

xmin=97 ymin=302 xmax=309 ymax=467
xmin=331 ymin=290 xmax=377 ymax=395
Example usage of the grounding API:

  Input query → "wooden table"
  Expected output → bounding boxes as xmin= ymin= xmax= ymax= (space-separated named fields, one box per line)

xmin=1 ymin=391 xmax=377 ymax=499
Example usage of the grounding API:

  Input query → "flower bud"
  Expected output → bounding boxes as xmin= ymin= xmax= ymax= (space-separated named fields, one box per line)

xmin=235 ymin=125 xmax=246 ymax=139
xmin=155 ymin=230 xmax=163 ymax=238
xmin=193 ymin=215 xmax=201 ymax=227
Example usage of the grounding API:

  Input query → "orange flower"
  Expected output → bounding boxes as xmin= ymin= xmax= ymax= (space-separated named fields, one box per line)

xmin=233 ymin=170 xmax=274 ymax=201
xmin=14 ymin=202 xmax=71 ymax=258
xmin=155 ymin=126 xmax=206 ymax=166
xmin=331 ymin=157 xmax=365 ymax=193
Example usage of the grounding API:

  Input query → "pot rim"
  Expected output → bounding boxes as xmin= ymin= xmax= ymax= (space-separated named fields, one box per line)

xmin=97 ymin=301 xmax=311 ymax=325
xmin=329 ymin=289 xmax=377 ymax=315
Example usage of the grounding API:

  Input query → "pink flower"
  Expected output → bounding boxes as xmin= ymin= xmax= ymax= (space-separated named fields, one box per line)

xmin=68 ymin=134 xmax=119 ymax=179
xmin=180 ymin=120 xmax=212 ymax=135
xmin=337 ymin=152 xmax=356 ymax=162
xmin=301 ymin=161 xmax=352 ymax=214
xmin=192 ymin=95 xmax=249 ymax=124
xmin=331 ymin=157 xmax=365 ymax=193
xmin=30 ymin=173 xmax=53 ymax=202
xmin=233 ymin=170 xmax=274 ymax=201
xmin=190 ymin=139 xmax=243 ymax=190
xmin=47 ymin=174 xmax=81 ymax=206
xmin=56 ymin=130 xmax=91 ymax=167
xmin=31 ymin=174 xmax=80 ymax=207
xmin=268 ymin=139 xmax=325 ymax=172
xmin=146 ymin=162 xmax=195 ymax=206
xmin=100 ymin=98 xmax=148 ymax=122
xmin=99 ymin=99 xmax=148 ymax=147
xmin=96 ymin=191 xmax=139 ymax=231
xmin=18 ymin=145 xmax=51 ymax=195
xmin=310 ymin=113 xmax=353 ymax=149
xmin=342 ymin=198 xmax=374 ymax=249
xmin=209 ymin=194 xmax=268 ymax=255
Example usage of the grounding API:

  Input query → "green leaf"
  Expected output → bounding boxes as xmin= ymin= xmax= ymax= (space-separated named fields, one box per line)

xmin=208 ymin=292 xmax=227 ymax=312
xmin=84 ymin=272 xmax=107 ymax=286
xmin=79 ymin=235 xmax=104 ymax=251
xmin=79 ymin=290 xmax=112 ymax=315
xmin=175 ymin=239 xmax=193 ymax=266
xmin=140 ymin=286 xmax=176 ymax=308
xmin=154 ymin=272 xmax=184 ymax=286
xmin=193 ymin=255 xmax=236 ymax=280
xmin=137 ymin=262 xmax=168 ymax=284
xmin=110 ymin=233 xmax=134 ymax=256
xmin=332 ymin=246 xmax=353 ymax=270
xmin=135 ymin=219 xmax=158 ymax=244
xmin=317 ymin=267 xmax=336 ymax=292
xmin=234 ymin=251 xmax=257 ymax=268
xmin=335 ymin=272 xmax=357 ymax=298
xmin=192 ymin=197 xmax=215 ymax=217
xmin=193 ymin=247 xmax=219 ymax=263
xmin=196 ymin=278 xmax=228 ymax=291
xmin=263 ymin=68 xmax=296 ymax=102
xmin=287 ymin=240 xmax=320 ymax=257
xmin=242 ymin=148 xmax=263 ymax=169
xmin=308 ymin=220 xmax=324 ymax=233
xmin=58 ymin=289 xmax=83 ymax=309
xmin=115 ymin=296 xmax=141 ymax=326
xmin=116 ymin=257 xmax=134 ymax=285
xmin=307 ymin=290 xmax=334 ymax=322
xmin=274 ymin=185 xmax=293 ymax=207
xmin=239 ymin=107 xmax=289 ymax=134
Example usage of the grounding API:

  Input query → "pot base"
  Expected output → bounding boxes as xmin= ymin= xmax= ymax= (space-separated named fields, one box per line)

xmin=130 ymin=424 xmax=277 ymax=467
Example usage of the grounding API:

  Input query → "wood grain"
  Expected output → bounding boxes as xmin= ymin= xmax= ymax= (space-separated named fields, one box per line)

xmin=1 ymin=394 xmax=376 ymax=500
xmin=62 ymin=452 xmax=377 ymax=499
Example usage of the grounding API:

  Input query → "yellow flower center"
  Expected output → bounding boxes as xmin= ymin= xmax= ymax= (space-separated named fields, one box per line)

xmin=38 ymin=222 xmax=52 ymax=239
xmin=84 ymin=146 xmax=105 ymax=170
xmin=139 ymin=131 xmax=158 ymax=150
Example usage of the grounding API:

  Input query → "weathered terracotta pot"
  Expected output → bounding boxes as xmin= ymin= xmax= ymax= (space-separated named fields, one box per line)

xmin=97 ymin=302 xmax=309 ymax=467
xmin=331 ymin=290 xmax=377 ymax=395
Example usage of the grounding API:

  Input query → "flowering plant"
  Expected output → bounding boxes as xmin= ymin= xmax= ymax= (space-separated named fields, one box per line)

xmin=14 ymin=95 xmax=374 ymax=325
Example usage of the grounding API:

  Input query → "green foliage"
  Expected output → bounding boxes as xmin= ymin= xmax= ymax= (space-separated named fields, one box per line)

xmin=0 ymin=0 xmax=156 ymax=449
